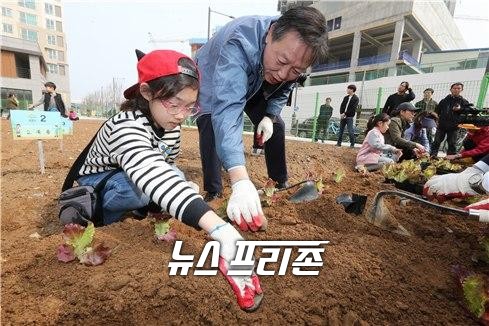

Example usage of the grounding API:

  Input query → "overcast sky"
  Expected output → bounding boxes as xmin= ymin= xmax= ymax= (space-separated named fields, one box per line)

xmin=63 ymin=0 xmax=489 ymax=102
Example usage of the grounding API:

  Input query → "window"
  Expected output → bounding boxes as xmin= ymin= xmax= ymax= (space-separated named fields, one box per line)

xmin=2 ymin=7 xmax=13 ymax=17
xmin=47 ymin=63 xmax=58 ymax=74
xmin=55 ymin=20 xmax=62 ymax=32
xmin=334 ymin=17 xmax=342 ymax=30
xmin=45 ymin=3 xmax=54 ymax=15
xmin=57 ymin=50 xmax=64 ymax=61
xmin=20 ymin=28 xmax=37 ymax=41
xmin=58 ymin=64 xmax=65 ymax=75
xmin=46 ymin=48 xmax=57 ymax=60
xmin=326 ymin=19 xmax=333 ymax=32
xmin=18 ymin=0 xmax=35 ymax=9
xmin=3 ymin=23 xmax=13 ymax=33
xmin=47 ymin=35 xmax=56 ymax=45
xmin=56 ymin=35 xmax=63 ymax=46
xmin=55 ymin=5 xmax=61 ymax=17
xmin=46 ymin=19 xmax=54 ymax=30
xmin=19 ymin=12 xmax=37 ymax=26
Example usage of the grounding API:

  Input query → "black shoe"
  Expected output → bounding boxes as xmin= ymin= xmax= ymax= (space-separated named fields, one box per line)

xmin=336 ymin=144 xmax=341 ymax=147
xmin=204 ymin=192 xmax=222 ymax=202
xmin=350 ymin=145 xmax=355 ymax=148
xmin=276 ymin=181 xmax=290 ymax=190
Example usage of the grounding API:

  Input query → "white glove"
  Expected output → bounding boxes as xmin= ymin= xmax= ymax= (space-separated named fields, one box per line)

xmin=424 ymin=167 xmax=483 ymax=200
xmin=227 ymin=179 xmax=265 ymax=232
xmin=209 ymin=222 xmax=263 ymax=311
xmin=256 ymin=116 xmax=274 ymax=143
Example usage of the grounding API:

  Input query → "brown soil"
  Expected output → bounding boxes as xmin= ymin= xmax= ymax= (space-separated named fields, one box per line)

xmin=1 ymin=119 xmax=487 ymax=325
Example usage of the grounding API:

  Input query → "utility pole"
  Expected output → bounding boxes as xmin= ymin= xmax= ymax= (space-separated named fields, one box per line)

xmin=207 ymin=7 xmax=235 ymax=40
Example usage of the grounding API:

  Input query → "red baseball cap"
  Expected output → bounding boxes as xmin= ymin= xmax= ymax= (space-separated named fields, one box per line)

xmin=123 ymin=49 xmax=199 ymax=99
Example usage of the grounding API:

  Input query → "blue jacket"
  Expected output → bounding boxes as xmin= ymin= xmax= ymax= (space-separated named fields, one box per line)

xmin=196 ymin=15 xmax=295 ymax=170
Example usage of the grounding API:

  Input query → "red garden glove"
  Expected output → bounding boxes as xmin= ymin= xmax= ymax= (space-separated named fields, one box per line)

xmin=423 ymin=167 xmax=484 ymax=202
xmin=210 ymin=223 xmax=263 ymax=312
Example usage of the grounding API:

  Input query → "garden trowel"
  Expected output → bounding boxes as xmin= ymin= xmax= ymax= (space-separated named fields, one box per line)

xmin=368 ymin=190 xmax=489 ymax=236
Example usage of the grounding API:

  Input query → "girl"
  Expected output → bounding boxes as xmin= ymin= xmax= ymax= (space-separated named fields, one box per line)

xmin=356 ymin=113 xmax=402 ymax=172
xmin=75 ymin=49 xmax=262 ymax=311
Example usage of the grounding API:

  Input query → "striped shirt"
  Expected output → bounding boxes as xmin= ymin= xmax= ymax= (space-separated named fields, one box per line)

xmin=79 ymin=110 xmax=210 ymax=228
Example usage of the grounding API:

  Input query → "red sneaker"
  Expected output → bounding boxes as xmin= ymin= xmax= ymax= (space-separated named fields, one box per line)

xmin=218 ymin=256 xmax=263 ymax=312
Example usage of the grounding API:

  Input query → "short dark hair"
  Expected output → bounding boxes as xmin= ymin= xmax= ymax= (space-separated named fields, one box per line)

xmin=272 ymin=7 xmax=328 ymax=64
xmin=325 ymin=97 xmax=331 ymax=101
xmin=120 ymin=57 xmax=199 ymax=119
xmin=451 ymin=82 xmax=464 ymax=90
xmin=424 ymin=88 xmax=434 ymax=94
xmin=347 ymin=84 xmax=356 ymax=92
xmin=44 ymin=82 xmax=56 ymax=90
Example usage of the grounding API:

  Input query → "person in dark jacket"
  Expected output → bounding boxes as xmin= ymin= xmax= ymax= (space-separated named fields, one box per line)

xmin=382 ymin=81 xmax=415 ymax=116
xmin=430 ymin=82 xmax=471 ymax=157
xmin=316 ymin=97 xmax=333 ymax=142
xmin=336 ymin=84 xmax=359 ymax=148
xmin=384 ymin=102 xmax=426 ymax=160
xmin=29 ymin=82 xmax=67 ymax=117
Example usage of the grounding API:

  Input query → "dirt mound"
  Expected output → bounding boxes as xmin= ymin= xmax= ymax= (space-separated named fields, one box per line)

xmin=1 ymin=119 xmax=485 ymax=325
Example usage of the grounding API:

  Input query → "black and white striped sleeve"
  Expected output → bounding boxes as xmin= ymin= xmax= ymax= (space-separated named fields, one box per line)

xmin=108 ymin=120 xmax=210 ymax=228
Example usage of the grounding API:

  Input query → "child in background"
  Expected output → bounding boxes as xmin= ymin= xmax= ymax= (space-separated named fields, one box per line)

xmin=69 ymin=49 xmax=263 ymax=311
xmin=356 ymin=113 xmax=402 ymax=172
xmin=68 ymin=110 xmax=79 ymax=121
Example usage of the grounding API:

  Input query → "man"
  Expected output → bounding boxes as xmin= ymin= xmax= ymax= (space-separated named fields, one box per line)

xmin=430 ymin=82 xmax=471 ymax=157
xmin=382 ymin=81 xmax=415 ymax=116
xmin=195 ymin=7 xmax=328 ymax=230
xmin=415 ymin=88 xmax=438 ymax=146
xmin=29 ymin=82 xmax=67 ymax=117
xmin=415 ymin=88 xmax=437 ymax=113
xmin=316 ymin=97 xmax=333 ymax=142
xmin=384 ymin=102 xmax=426 ymax=160
xmin=336 ymin=85 xmax=358 ymax=148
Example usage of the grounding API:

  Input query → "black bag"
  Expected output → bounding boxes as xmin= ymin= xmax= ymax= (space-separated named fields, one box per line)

xmin=58 ymin=169 xmax=119 ymax=226
xmin=58 ymin=122 xmax=119 ymax=226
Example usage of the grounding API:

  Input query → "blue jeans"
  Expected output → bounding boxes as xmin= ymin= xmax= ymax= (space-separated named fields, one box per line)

xmin=77 ymin=166 xmax=186 ymax=225
xmin=337 ymin=117 xmax=355 ymax=147
xmin=48 ymin=107 xmax=59 ymax=112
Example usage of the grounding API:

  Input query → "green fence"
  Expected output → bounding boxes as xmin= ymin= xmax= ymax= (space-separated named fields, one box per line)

xmin=284 ymin=73 xmax=489 ymax=144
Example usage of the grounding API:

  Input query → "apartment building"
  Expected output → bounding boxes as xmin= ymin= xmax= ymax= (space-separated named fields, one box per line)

xmin=1 ymin=0 xmax=70 ymax=109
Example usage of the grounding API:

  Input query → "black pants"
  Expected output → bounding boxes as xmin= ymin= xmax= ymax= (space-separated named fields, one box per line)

xmin=197 ymin=92 xmax=288 ymax=194
xmin=337 ymin=117 xmax=355 ymax=146
xmin=316 ymin=118 xmax=330 ymax=141
xmin=431 ymin=128 xmax=458 ymax=156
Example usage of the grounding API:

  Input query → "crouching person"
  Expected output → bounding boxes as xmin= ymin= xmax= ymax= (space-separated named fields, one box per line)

xmin=65 ymin=50 xmax=263 ymax=311
xmin=384 ymin=102 xmax=427 ymax=160
xmin=356 ymin=113 xmax=402 ymax=172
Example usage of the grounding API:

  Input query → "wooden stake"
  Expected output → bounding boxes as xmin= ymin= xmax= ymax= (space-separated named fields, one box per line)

xmin=37 ymin=140 xmax=45 ymax=174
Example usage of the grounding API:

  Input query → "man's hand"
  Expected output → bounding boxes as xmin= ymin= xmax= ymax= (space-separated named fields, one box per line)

xmin=424 ymin=167 xmax=483 ymax=201
xmin=256 ymin=116 xmax=273 ymax=144
xmin=227 ymin=179 xmax=265 ymax=232
xmin=340 ymin=113 xmax=346 ymax=119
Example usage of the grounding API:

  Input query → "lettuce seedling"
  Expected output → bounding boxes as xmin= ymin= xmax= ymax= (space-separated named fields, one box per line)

xmin=56 ymin=223 xmax=110 ymax=266
xmin=452 ymin=265 xmax=489 ymax=323
xmin=333 ymin=169 xmax=345 ymax=183
xmin=154 ymin=219 xmax=177 ymax=242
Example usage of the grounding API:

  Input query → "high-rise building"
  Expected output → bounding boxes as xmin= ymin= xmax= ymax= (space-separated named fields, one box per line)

xmin=1 ymin=0 xmax=70 ymax=110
